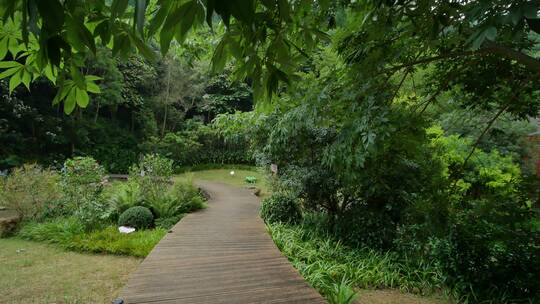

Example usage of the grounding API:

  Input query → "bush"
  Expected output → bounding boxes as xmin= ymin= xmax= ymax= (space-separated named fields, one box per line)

xmin=118 ymin=206 xmax=154 ymax=229
xmin=268 ymin=223 xmax=446 ymax=300
xmin=106 ymin=181 xmax=143 ymax=218
xmin=129 ymin=154 xmax=173 ymax=199
xmin=260 ymin=192 xmax=302 ymax=225
xmin=145 ymin=178 xmax=206 ymax=220
xmin=61 ymin=157 xmax=106 ymax=211
xmin=0 ymin=164 xmax=61 ymax=220
xmin=19 ymin=217 xmax=165 ymax=257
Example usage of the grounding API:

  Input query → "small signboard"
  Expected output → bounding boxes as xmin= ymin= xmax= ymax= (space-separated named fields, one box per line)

xmin=270 ymin=163 xmax=278 ymax=175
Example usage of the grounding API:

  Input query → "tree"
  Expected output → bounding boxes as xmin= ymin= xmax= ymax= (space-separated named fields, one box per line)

xmin=0 ymin=0 xmax=332 ymax=112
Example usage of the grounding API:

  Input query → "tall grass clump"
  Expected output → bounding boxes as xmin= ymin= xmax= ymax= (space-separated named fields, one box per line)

xmin=267 ymin=222 xmax=450 ymax=302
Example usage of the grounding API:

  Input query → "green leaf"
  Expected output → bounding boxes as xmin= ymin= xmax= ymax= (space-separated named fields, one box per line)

xmin=66 ymin=15 xmax=96 ymax=53
xmin=75 ymin=87 xmax=89 ymax=108
xmin=9 ymin=69 xmax=22 ymax=93
xmin=484 ymin=26 xmax=497 ymax=41
xmin=86 ymin=81 xmax=101 ymax=93
xmin=159 ymin=28 xmax=175 ymax=56
xmin=36 ymin=0 xmax=65 ymax=32
xmin=70 ymin=65 xmax=86 ymax=90
xmin=0 ymin=66 xmax=22 ymax=79
xmin=134 ymin=0 xmax=147 ymax=37
xmin=111 ymin=0 xmax=129 ymax=19
xmin=0 ymin=61 xmax=22 ymax=68
xmin=278 ymin=0 xmax=292 ymax=22
xmin=148 ymin=2 xmax=171 ymax=36
xmin=211 ymin=37 xmax=229 ymax=73
xmin=130 ymin=32 xmax=156 ymax=61
xmin=0 ymin=37 xmax=8 ymax=60
xmin=526 ymin=18 xmax=540 ymax=34
xmin=85 ymin=75 xmax=102 ymax=81
xmin=64 ymin=87 xmax=77 ymax=114
xmin=21 ymin=70 xmax=31 ymax=90
xmin=43 ymin=64 xmax=57 ymax=84
xmin=94 ymin=21 xmax=111 ymax=44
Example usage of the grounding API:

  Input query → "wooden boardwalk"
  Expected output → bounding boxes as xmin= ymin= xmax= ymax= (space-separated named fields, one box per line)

xmin=118 ymin=181 xmax=326 ymax=304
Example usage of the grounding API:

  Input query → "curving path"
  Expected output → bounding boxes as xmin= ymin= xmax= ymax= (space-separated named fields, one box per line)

xmin=118 ymin=181 xmax=326 ymax=304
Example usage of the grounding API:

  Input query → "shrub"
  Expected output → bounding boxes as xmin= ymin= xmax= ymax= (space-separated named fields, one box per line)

xmin=61 ymin=157 xmax=106 ymax=211
xmin=72 ymin=226 xmax=166 ymax=257
xmin=145 ymin=178 xmax=206 ymax=219
xmin=75 ymin=199 xmax=115 ymax=231
xmin=129 ymin=154 xmax=173 ymax=199
xmin=155 ymin=215 xmax=183 ymax=229
xmin=171 ymin=178 xmax=206 ymax=213
xmin=19 ymin=217 xmax=84 ymax=244
xmin=106 ymin=181 xmax=143 ymax=218
xmin=260 ymin=192 xmax=302 ymax=225
xmin=19 ymin=217 xmax=165 ymax=257
xmin=118 ymin=206 xmax=154 ymax=229
xmin=0 ymin=164 xmax=60 ymax=220
xmin=268 ymin=223 xmax=446 ymax=300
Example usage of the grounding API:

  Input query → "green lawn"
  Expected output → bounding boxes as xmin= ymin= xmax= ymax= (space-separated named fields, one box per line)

xmin=177 ymin=167 xmax=270 ymax=196
xmin=0 ymin=238 xmax=141 ymax=303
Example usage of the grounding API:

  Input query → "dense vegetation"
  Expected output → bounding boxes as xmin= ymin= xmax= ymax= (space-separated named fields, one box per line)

xmin=0 ymin=42 xmax=252 ymax=172
xmin=1 ymin=155 xmax=205 ymax=256
xmin=1 ymin=0 xmax=539 ymax=303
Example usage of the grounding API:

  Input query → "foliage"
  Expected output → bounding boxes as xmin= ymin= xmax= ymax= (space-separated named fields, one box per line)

xmin=260 ymin=192 xmax=302 ymax=225
xmin=144 ymin=177 xmax=206 ymax=228
xmin=105 ymin=181 xmax=143 ymax=218
xmin=268 ymin=222 xmax=448 ymax=301
xmin=60 ymin=156 xmax=106 ymax=211
xmin=393 ymin=126 xmax=540 ymax=302
xmin=0 ymin=0 xmax=332 ymax=111
xmin=326 ymin=278 xmax=358 ymax=304
xmin=140 ymin=119 xmax=253 ymax=167
xmin=129 ymin=153 xmax=173 ymax=200
xmin=245 ymin=176 xmax=257 ymax=184
xmin=0 ymin=164 xmax=60 ymax=220
xmin=18 ymin=217 xmax=165 ymax=257
xmin=118 ymin=206 xmax=154 ymax=230
xmin=71 ymin=226 xmax=166 ymax=257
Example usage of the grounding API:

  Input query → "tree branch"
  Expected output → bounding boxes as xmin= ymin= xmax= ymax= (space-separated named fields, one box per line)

xmin=483 ymin=41 xmax=540 ymax=73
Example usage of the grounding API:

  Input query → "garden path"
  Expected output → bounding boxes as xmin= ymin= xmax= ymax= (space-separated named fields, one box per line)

xmin=118 ymin=181 xmax=325 ymax=304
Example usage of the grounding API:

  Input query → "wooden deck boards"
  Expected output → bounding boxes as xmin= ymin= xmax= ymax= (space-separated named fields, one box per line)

xmin=119 ymin=181 xmax=326 ymax=304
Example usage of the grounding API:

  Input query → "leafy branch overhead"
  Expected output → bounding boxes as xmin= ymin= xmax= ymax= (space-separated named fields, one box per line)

xmin=0 ymin=0 xmax=331 ymax=113
xmin=0 ymin=0 xmax=538 ymax=114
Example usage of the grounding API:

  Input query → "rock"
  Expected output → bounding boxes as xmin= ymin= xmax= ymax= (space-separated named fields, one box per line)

xmin=118 ymin=226 xmax=136 ymax=234
xmin=0 ymin=212 xmax=21 ymax=237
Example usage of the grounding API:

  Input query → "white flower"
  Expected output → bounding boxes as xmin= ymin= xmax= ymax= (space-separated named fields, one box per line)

xmin=230 ymin=171 xmax=235 ymax=176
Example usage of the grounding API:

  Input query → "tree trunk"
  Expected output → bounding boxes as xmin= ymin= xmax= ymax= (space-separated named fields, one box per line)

xmin=162 ymin=63 xmax=171 ymax=137
xmin=161 ymin=104 xmax=168 ymax=137
xmin=94 ymin=100 xmax=100 ymax=123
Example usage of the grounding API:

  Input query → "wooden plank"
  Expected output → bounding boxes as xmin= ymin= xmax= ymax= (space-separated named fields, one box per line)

xmin=118 ymin=181 xmax=326 ymax=304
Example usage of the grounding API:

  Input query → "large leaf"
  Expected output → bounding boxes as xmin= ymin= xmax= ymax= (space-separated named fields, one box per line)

xmin=134 ymin=0 xmax=146 ymax=37
xmin=64 ymin=86 xmax=77 ymax=114
xmin=66 ymin=15 xmax=96 ymax=53
xmin=75 ymin=87 xmax=89 ymax=108
xmin=111 ymin=0 xmax=129 ymax=19
xmin=36 ymin=0 xmax=64 ymax=32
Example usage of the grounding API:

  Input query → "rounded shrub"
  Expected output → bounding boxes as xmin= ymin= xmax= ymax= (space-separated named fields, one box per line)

xmin=260 ymin=192 xmax=302 ymax=225
xmin=118 ymin=206 xmax=154 ymax=229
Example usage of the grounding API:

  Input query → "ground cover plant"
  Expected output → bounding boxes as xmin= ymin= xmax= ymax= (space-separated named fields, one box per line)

xmin=2 ymin=154 xmax=206 ymax=257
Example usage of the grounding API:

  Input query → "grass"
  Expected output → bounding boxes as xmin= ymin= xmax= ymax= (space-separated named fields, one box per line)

xmin=0 ymin=238 xmax=141 ymax=303
xmin=268 ymin=223 xmax=454 ymax=304
xmin=18 ymin=217 xmax=166 ymax=257
xmin=176 ymin=167 xmax=270 ymax=196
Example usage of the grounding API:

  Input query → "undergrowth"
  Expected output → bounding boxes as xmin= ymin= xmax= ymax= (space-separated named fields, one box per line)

xmin=268 ymin=223 xmax=454 ymax=303
xmin=18 ymin=217 xmax=165 ymax=257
